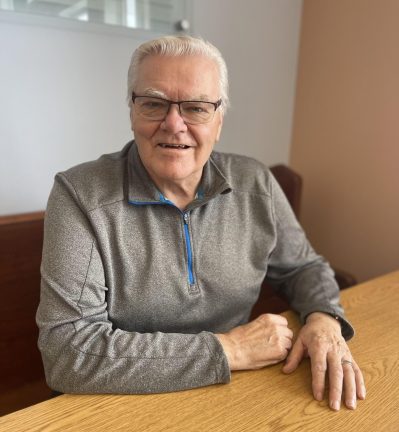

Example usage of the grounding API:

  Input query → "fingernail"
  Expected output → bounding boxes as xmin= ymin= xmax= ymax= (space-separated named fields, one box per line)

xmin=330 ymin=400 xmax=340 ymax=411
xmin=360 ymin=386 xmax=367 ymax=399
xmin=347 ymin=398 xmax=356 ymax=410
xmin=282 ymin=364 xmax=291 ymax=373
xmin=315 ymin=392 xmax=323 ymax=401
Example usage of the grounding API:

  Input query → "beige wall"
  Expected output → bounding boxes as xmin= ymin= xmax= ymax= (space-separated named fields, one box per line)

xmin=290 ymin=0 xmax=399 ymax=282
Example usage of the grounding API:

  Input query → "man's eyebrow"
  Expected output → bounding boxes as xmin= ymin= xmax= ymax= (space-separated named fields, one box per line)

xmin=141 ymin=88 xmax=168 ymax=98
xmin=195 ymin=94 xmax=213 ymax=101
xmin=140 ymin=89 xmax=216 ymax=102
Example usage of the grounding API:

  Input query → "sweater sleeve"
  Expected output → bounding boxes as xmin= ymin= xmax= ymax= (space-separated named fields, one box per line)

xmin=265 ymin=173 xmax=354 ymax=340
xmin=36 ymin=175 xmax=230 ymax=394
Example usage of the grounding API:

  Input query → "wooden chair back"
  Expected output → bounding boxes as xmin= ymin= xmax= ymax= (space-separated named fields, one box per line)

xmin=0 ymin=212 xmax=45 ymax=392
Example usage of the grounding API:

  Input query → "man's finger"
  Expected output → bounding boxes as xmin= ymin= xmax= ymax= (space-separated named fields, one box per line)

xmin=342 ymin=360 xmax=357 ymax=410
xmin=310 ymin=350 xmax=328 ymax=402
xmin=327 ymin=353 xmax=344 ymax=411
xmin=282 ymin=338 xmax=304 ymax=374
xmin=353 ymin=360 xmax=366 ymax=400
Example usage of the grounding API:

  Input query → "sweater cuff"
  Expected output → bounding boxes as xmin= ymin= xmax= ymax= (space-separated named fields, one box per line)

xmin=206 ymin=333 xmax=231 ymax=384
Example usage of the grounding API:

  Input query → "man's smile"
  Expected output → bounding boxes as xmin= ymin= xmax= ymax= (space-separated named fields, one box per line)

xmin=157 ymin=143 xmax=191 ymax=149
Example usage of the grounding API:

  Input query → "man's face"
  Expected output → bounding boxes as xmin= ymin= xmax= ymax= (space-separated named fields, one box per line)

xmin=130 ymin=54 xmax=223 ymax=189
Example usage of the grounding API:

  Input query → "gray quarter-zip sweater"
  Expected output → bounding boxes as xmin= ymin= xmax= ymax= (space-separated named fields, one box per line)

xmin=36 ymin=141 xmax=353 ymax=394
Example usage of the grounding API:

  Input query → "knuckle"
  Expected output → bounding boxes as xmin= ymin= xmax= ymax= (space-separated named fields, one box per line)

xmin=262 ymin=314 xmax=274 ymax=323
xmin=331 ymin=366 xmax=344 ymax=378
xmin=313 ymin=362 xmax=327 ymax=373
xmin=268 ymin=333 xmax=283 ymax=346
xmin=257 ymin=314 xmax=270 ymax=325
xmin=276 ymin=341 xmax=286 ymax=352
xmin=329 ymin=384 xmax=343 ymax=394
xmin=313 ymin=335 xmax=328 ymax=347
xmin=276 ymin=349 xmax=288 ymax=360
xmin=280 ymin=316 xmax=288 ymax=326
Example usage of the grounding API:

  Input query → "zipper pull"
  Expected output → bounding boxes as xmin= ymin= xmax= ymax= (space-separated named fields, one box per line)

xmin=183 ymin=212 xmax=189 ymax=224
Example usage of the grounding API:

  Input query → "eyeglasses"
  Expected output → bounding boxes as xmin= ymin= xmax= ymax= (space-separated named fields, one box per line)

xmin=131 ymin=93 xmax=222 ymax=125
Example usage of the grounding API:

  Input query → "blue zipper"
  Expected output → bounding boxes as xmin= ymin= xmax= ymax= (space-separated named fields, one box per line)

xmin=128 ymin=197 xmax=195 ymax=287
xmin=183 ymin=212 xmax=195 ymax=285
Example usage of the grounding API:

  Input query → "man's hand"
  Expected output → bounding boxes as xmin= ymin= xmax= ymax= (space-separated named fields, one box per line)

xmin=282 ymin=312 xmax=366 ymax=410
xmin=216 ymin=314 xmax=293 ymax=370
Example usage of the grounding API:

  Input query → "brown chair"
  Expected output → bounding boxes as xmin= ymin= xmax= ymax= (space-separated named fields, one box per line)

xmin=0 ymin=212 xmax=52 ymax=415
xmin=250 ymin=164 xmax=357 ymax=319
xmin=270 ymin=164 xmax=302 ymax=217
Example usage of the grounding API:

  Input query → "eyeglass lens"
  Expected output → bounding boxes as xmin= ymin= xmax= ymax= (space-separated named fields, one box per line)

xmin=134 ymin=97 xmax=216 ymax=124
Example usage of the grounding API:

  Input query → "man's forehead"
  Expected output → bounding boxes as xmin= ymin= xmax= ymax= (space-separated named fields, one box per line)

xmin=134 ymin=54 xmax=220 ymax=103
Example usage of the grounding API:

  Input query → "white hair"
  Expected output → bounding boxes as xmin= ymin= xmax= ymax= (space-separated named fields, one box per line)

xmin=127 ymin=35 xmax=229 ymax=113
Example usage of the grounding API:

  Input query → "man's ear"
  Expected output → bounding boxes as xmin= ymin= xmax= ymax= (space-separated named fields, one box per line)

xmin=130 ymin=107 xmax=135 ymax=133
xmin=215 ymin=114 xmax=224 ymax=142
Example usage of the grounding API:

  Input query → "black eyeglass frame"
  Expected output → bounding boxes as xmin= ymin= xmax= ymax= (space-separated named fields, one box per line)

xmin=131 ymin=92 xmax=222 ymax=123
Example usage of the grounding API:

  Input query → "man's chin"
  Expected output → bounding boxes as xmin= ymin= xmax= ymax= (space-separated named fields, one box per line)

xmin=156 ymin=165 xmax=201 ymax=184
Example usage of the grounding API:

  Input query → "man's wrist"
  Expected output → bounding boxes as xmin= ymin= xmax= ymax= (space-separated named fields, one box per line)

xmin=215 ymin=333 xmax=234 ymax=370
xmin=306 ymin=312 xmax=342 ymax=331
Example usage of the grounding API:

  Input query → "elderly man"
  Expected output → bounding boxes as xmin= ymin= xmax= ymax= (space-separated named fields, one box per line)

xmin=37 ymin=35 xmax=365 ymax=411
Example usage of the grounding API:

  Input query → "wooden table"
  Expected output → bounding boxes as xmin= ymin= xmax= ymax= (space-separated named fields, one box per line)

xmin=1 ymin=271 xmax=399 ymax=432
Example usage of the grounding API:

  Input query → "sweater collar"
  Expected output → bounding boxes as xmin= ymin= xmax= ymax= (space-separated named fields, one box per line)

xmin=126 ymin=141 xmax=232 ymax=207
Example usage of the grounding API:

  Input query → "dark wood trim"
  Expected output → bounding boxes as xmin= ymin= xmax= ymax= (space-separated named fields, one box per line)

xmin=0 ymin=211 xmax=45 ymax=226
xmin=0 ymin=211 xmax=46 ymax=393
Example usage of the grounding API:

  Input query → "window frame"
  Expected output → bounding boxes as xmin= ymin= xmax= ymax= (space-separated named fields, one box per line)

xmin=0 ymin=0 xmax=193 ymax=39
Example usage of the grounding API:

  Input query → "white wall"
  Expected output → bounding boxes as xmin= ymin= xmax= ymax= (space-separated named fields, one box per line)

xmin=0 ymin=16 xmax=143 ymax=215
xmin=0 ymin=0 xmax=302 ymax=215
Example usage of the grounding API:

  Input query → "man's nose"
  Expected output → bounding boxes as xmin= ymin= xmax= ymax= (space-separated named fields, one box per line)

xmin=160 ymin=104 xmax=188 ymax=133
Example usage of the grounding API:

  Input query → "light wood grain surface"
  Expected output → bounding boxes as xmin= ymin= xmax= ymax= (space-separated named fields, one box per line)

xmin=1 ymin=271 xmax=399 ymax=432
